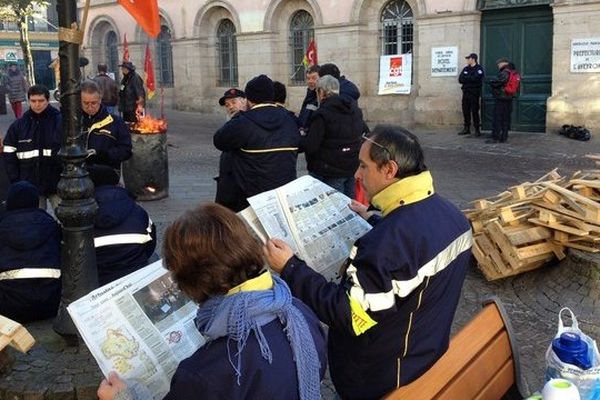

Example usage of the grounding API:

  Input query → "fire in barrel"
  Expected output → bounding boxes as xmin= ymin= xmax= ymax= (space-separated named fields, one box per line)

xmin=122 ymin=112 xmax=169 ymax=201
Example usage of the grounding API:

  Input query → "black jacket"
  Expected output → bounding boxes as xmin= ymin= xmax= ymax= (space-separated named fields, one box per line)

xmin=118 ymin=71 xmax=145 ymax=114
xmin=214 ymin=104 xmax=299 ymax=212
xmin=302 ymin=95 xmax=364 ymax=178
xmin=83 ymin=106 xmax=132 ymax=170
xmin=298 ymin=88 xmax=318 ymax=129
xmin=458 ymin=64 xmax=485 ymax=94
xmin=94 ymin=185 xmax=156 ymax=285
xmin=488 ymin=65 xmax=512 ymax=100
xmin=2 ymin=106 xmax=62 ymax=195
xmin=0 ymin=208 xmax=61 ymax=323
xmin=340 ymin=77 xmax=360 ymax=102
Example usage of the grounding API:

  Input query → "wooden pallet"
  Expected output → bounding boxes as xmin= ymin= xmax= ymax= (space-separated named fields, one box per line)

xmin=0 ymin=315 xmax=35 ymax=353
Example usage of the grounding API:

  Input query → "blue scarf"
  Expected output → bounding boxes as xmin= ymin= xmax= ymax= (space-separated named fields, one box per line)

xmin=195 ymin=275 xmax=321 ymax=400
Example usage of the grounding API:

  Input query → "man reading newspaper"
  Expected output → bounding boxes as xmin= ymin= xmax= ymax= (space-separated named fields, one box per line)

xmin=265 ymin=125 xmax=472 ymax=400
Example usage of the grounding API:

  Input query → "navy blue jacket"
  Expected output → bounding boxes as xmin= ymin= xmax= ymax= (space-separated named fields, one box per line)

xmin=94 ymin=185 xmax=156 ymax=285
xmin=281 ymin=174 xmax=471 ymax=400
xmin=302 ymin=94 xmax=364 ymax=178
xmin=163 ymin=299 xmax=327 ymax=399
xmin=83 ymin=106 xmax=132 ymax=171
xmin=213 ymin=104 xmax=299 ymax=212
xmin=2 ymin=106 xmax=62 ymax=195
xmin=458 ymin=64 xmax=485 ymax=95
xmin=0 ymin=208 xmax=61 ymax=322
xmin=340 ymin=77 xmax=360 ymax=102
xmin=298 ymin=88 xmax=319 ymax=130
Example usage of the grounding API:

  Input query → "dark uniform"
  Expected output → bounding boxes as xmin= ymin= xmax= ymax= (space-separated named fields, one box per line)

xmin=458 ymin=59 xmax=485 ymax=136
xmin=82 ymin=106 xmax=132 ymax=172
xmin=488 ymin=61 xmax=514 ymax=143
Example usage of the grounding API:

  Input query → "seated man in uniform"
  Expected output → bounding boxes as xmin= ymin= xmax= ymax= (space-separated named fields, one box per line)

xmin=0 ymin=181 xmax=61 ymax=322
xmin=89 ymin=165 xmax=156 ymax=285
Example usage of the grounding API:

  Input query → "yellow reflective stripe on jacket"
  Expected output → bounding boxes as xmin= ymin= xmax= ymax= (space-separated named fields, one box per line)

xmin=88 ymin=114 xmax=114 ymax=132
xmin=240 ymin=147 xmax=299 ymax=154
xmin=348 ymin=294 xmax=377 ymax=335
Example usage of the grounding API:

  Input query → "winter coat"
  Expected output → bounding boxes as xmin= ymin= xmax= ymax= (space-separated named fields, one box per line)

xmin=82 ymin=106 xmax=132 ymax=171
xmin=339 ymin=77 xmax=360 ymax=102
xmin=94 ymin=185 xmax=156 ymax=285
xmin=458 ymin=64 xmax=485 ymax=95
xmin=118 ymin=71 xmax=145 ymax=115
xmin=2 ymin=106 xmax=62 ymax=195
xmin=213 ymin=104 xmax=300 ymax=212
xmin=94 ymin=73 xmax=119 ymax=106
xmin=302 ymin=94 xmax=364 ymax=178
xmin=0 ymin=208 xmax=61 ymax=323
xmin=298 ymin=88 xmax=319 ymax=129
xmin=489 ymin=65 xmax=512 ymax=100
xmin=4 ymin=70 xmax=28 ymax=102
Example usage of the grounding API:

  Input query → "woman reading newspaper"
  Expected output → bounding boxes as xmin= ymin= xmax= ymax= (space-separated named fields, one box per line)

xmin=97 ymin=203 xmax=326 ymax=400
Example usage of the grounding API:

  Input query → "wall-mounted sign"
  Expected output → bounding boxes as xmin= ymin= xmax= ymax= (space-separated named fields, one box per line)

xmin=378 ymin=54 xmax=412 ymax=95
xmin=571 ymin=38 xmax=600 ymax=73
xmin=431 ymin=46 xmax=458 ymax=77
xmin=0 ymin=49 xmax=23 ymax=61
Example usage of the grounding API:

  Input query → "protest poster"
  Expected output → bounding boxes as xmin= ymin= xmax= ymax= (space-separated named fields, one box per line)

xmin=378 ymin=54 xmax=412 ymax=95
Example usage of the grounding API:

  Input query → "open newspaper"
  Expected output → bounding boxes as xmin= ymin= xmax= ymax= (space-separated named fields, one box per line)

xmin=67 ymin=260 xmax=204 ymax=400
xmin=241 ymin=175 xmax=372 ymax=281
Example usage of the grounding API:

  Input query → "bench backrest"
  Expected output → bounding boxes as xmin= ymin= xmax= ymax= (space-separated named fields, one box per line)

xmin=384 ymin=298 xmax=524 ymax=400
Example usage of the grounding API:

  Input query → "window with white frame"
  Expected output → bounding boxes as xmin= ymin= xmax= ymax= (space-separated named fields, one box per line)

xmin=216 ymin=19 xmax=238 ymax=87
xmin=380 ymin=0 xmax=413 ymax=55
xmin=157 ymin=25 xmax=174 ymax=86
xmin=289 ymin=10 xmax=314 ymax=84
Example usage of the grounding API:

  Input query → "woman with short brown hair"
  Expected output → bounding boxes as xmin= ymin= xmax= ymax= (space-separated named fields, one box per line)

xmin=98 ymin=203 xmax=326 ymax=400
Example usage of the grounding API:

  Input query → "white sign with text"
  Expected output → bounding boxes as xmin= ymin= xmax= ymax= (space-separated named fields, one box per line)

xmin=431 ymin=46 xmax=458 ymax=77
xmin=571 ymin=38 xmax=600 ymax=73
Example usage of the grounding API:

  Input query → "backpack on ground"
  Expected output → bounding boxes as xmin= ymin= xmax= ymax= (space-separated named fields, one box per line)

xmin=559 ymin=125 xmax=591 ymax=141
xmin=504 ymin=69 xmax=521 ymax=97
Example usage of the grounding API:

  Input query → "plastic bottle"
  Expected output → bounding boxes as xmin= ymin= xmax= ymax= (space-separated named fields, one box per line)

xmin=551 ymin=332 xmax=592 ymax=370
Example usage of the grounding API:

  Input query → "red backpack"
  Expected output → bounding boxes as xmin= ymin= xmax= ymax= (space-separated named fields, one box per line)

xmin=504 ymin=69 xmax=521 ymax=96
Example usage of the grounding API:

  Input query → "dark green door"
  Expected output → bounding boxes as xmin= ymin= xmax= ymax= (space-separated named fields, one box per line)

xmin=481 ymin=6 xmax=552 ymax=132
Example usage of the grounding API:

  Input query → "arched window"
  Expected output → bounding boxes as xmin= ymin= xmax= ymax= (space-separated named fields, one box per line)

xmin=289 ymin=10 xmax=314 ymax=84
xmin=216 ymin=19 xmax=238 ymax=87
xmin=106 ymin=31 xmax=119 ymax=79
xmin=157 ymin=25 xmax=174 ymax=86
xmin=381 ymin=0 xmax=413 ymax=55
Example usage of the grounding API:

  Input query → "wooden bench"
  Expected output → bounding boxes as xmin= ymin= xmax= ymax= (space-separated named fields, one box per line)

xmin=384 ymin=297 xmax=526 ymax=400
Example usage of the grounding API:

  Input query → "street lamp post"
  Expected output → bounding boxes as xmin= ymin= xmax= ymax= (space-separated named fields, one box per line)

xmin=52 ymin=0 xmax=99 ymax=336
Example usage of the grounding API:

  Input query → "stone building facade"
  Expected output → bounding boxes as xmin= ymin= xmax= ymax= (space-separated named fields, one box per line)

xmin=80 ymin=0 xmax=600 ymax=132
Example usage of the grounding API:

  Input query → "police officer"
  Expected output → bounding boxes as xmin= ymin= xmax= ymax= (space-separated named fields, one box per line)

xmin=458 ymin=53 xmax=485 ymax=136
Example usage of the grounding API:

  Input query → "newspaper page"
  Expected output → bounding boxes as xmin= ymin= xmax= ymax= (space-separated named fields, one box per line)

xmin=247 ymin=176 xmax=372 ymax=281
xmin=67 ymin=260 xmax=204 ymax=400
xmin=238 ymin=206 xmax=269 ymax=244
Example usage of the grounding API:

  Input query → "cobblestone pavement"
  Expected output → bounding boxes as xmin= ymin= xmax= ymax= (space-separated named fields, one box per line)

xmin=0 ymin=107 xmax=598 ymax=398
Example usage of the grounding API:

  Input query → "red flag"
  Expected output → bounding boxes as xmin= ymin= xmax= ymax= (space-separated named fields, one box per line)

xmin=122 ymin=34 xmax=130 ymax=62
xmin=302 ymin=40 xmax=318 ymax=68
xmin=117 ymin=0 xmax=161 ymax=38
xmin=144 ymin=44 xmax=155 ymax=99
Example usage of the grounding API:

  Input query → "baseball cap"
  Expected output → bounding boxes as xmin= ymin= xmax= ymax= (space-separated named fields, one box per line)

xmin=465 ymin=53 xmax=478 ymax=61
xmin=219 ymin=88 xmax=246 ymax=106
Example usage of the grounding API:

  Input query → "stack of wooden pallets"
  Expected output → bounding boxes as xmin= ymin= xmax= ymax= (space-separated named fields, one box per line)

xmin=464 ymin=155 xmax=600 ymax=281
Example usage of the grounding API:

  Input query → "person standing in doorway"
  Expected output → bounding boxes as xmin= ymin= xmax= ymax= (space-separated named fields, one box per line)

xmin=93 ymin=63 xmax=119 ymax=115
xmin=4 ymin=63 xmax=29 ymax=119
xmin=118 ymin=61 xmax=145 ymax=123
xmin=457 ymin=53 xmax=484 ymax=136
xmin=487 ymin=58 xmax=515 ymax=144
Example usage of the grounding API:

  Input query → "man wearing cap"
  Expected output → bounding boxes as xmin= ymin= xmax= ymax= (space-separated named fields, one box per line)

xmin=118 ymin=61 xmax=145 ymax=123
xmin=457 ymin=53 xmax=485 ymax=136
xmin=0 ymin=181 xmax=62 ymax=323
xmin=214 ymin=74 xmax=300 ymax=212
xmin=218 ymin=88 xmax=247 ymax=118
xmin=487 ymin=58 xmax=514 ymax=143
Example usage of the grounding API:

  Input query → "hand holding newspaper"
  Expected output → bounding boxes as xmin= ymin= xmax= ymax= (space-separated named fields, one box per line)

xmin=240 ymin=175 xmax=372 ymax=281
xmin=68 ymin=260 xmax=204 ymax=400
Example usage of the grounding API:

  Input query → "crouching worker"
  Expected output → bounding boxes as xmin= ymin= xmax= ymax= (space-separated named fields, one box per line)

xmin=0 ymin=181 xmax=61 ymax=322
xmin=98 ymin=203 xmax=326 ymax=400
xmin=89 ymin=165 xmax=156 ymax=285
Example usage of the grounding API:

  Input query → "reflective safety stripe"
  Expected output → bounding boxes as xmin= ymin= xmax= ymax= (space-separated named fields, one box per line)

xmin=88 ymin=114 xmax=114 ymax=132
xmin=240 ymin=147 xmax=299 ymax=154
xmin=15 ymin=149 xmax=53 ymax=159
xmin=0 ymin=268 xmax=61 ymax=280
xmin=3 ymin=145 xmax=17 ymax=153
xmin=94 ymin=220 xmax=154 ymax=248
xmin=348 ymin=229 xmax=473 ymax=312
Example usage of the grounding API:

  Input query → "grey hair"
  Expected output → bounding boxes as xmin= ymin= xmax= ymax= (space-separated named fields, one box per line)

xmin=81 ymin=79 xmax=102 ymax=96
xmin=316 ymin=75 xmax=339 ymax=97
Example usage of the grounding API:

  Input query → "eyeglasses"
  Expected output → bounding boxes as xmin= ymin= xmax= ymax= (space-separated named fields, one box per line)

xmin=362 ymin=132 xmax=393 ymax=160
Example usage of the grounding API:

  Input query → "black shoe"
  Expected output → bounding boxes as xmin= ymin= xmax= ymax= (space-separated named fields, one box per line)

xmin=474 ymin=129 xmax=482 ymax=137
xmin=457 ymin=126 xmax=471 ymax=135
xmin=485 ymin=138 xmax=499 ymax=144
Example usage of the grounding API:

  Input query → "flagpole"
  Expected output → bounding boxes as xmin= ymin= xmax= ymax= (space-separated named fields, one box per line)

xmin=160 ymin=85 xmax=164 ymax=120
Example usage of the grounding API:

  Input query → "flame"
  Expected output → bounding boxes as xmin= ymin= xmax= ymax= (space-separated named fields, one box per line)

xmin=145 ymin=186 xmax=157 ymax=193
xmin=131 ymin=111 xmax=168 ymax=134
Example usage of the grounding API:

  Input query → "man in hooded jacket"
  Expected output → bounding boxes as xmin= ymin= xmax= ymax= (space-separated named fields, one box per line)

xmin=89 ymin=165 xmax=156 ymax=285
xmin=0 ymin=181 xmax=61 ymax=323
xmin=213 ymin=74 xmax=299 ymax=212
xmin=319 ymin=63 xmax=360 ymax=103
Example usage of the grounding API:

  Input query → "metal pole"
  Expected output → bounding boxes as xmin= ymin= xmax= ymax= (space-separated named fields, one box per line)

xmin=53 ymin=0 xmax=98 ymax=337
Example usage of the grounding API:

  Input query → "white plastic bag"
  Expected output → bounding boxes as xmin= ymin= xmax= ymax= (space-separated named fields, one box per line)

xmin=545 ymin=308 xmax=600 ymax=400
